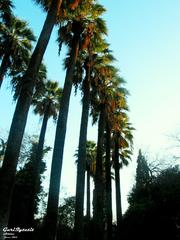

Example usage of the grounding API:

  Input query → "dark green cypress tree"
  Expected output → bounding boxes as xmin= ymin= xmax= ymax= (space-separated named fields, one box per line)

xmin=136 ymin=149 xmax=150 ymax=189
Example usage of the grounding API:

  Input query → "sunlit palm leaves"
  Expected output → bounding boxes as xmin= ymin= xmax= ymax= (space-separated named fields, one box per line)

xmin=0 ymin=16 xmax=35 ymax=87
xmin=32 ymin=79 xmax=62 ymax=121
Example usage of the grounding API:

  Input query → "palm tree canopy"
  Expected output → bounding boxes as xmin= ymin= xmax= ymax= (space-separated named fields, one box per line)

xmin=85 ymin=48 xmax=134 ymax=169
xmin=32 ymin=79 xmax=62 ymax=120
xmin=72 ymin=32 xmax=109 ymax=96
xmin=0 ymin=15 xmax=36 ymax=55
xmin=57 ymin=1 xmax=107 ymax=61
xmin=12 ymin=62 xmax=47 ymax=100
xmin=0 ymin=15 xmax=36 ymax=77
xmin=74 ymin=140 xmax=97 ymax=176
xmin=0 ymin=0 xmax=14 ymax=25
xmin=33 ymin=0 xmax=81 ymax=17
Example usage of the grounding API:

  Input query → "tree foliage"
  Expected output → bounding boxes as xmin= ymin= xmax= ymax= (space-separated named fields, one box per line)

xmin=9 ymin=138 xmax=49 ymax=228
xmin=123 ymin=160 xmax=180 ymax=240
xmin=58 ymin=196 xmax=75 ymax=229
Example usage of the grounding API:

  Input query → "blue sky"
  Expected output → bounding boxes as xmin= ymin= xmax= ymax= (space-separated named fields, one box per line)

xmin=1 ymin=0 xmax=180 ymax=213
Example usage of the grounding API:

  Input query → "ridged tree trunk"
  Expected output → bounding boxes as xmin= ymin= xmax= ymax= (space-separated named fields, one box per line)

xmin=43 ymin=28 xmax=81 ymax=240
xmin=0 ymin=51 xmax=11 ymax=88
xmin=105 ymin=123 xmax=112 ymax=240
xmin=74 ymin=69 xmax=91 ymax=240
xmin=94 ymin=105 xmax=106 ymax=240
xmin=30 ymin=107 xmax=49 ymax=224
xmin=114 ymin=136 xmax=122 ymax=238
xmin=0 ymin=0 xmax=62 ymax=237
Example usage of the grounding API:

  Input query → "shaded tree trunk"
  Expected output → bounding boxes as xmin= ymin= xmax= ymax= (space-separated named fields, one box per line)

xmin=94 ymin=105 xmax=106 ymax=240
xmin=0 ymin=0 xmax=62 ymax=237
xmin=0 ymin=51 xmax=11 ymax=88
xmin=114 ymin=136 xmax=122 ymax=238
xmin=105 ymin=123 xmax=112 ymax=240
xmin=30 ymin=107 xmax=49 ymax=223
xmin=43 ymin=25 xmax=81 ymax=240
xmin=74 ymin=68 xmax=91 ymax=240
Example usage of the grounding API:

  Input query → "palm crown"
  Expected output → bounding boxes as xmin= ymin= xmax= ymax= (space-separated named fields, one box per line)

xmin=32 ymin=80 xmax=62 ymax=121
xmin=0 ymin=15 xmax=36 ymax=87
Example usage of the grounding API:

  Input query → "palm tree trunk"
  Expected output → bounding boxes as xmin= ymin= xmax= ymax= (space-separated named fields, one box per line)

xmin=30 ymin=108 xmax=49 ymax=224
xmin=94 ymin=105 xmax=106 ymax=240
xmin=43 ymin=28 xmax=81 ymax=240
xmin=0 ymin=52 xmax=11 ymax=88
xmin=105 ymin=123 xmax=112 ymax=240
xmin=0 ymin=0 xmax=62 ymax=237
xmin=114 ymin=136 xmax=122 ymax=238
xmin=74 ymin=70 xmax=91 ymax=240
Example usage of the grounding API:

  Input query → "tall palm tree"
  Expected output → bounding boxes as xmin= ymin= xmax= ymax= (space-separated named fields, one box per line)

xmin=104 ymin=121 xmax=113 ymax=240
xmin=111 ymin=94 xmax=133 ymax=237
xmin=74 ymin=140 xmax=96 ymax=220
xmin=43 ymin=2 xmax=96 ymax=239
xmin=85 ymin=141 xmax=96 ymax=220
xmin=0 ymin=16 xmax=35 ymax=88
xmin=0 ymin=0 xmax=62 ymax=234
xmin=44 ymin=21 xmax=83 ymax=240
xmin=96 ymin=63 xmax=120 ymax=240
xmin=94 ymin=104 xmax=106 ymax=240
xmin=30 ymin=80 xmax=62 ymax=221
xmin=113 ymin=129 xmax=133 ymax=237
xmin=99 ymin=75 xmax=124 ymax=240
xmin=90 ymin=65 xmax=115 ymax=240
xmin=73 ymin=8 xmax=107 ymax=240
xmin=91 ymin=64 xmax=128 ymax=240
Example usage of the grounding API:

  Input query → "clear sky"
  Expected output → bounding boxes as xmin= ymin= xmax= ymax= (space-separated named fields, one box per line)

xmin=1 ymin=0 xmax=180 ymax=214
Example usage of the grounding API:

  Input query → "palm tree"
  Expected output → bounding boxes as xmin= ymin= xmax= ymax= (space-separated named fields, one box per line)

xmin=30 ymin=80 xmax=62 ymax=220
xmin=85 ymin=141 xmax=96 ymax=220
xmin=94 ymin=105 xmax=106 ymax=240
xmin=44 ymin=21 xmax=83 ymax=240
xmin=73 ymin=8 xmax=107 ymax=240
xmin=91 ymin=64 xmax=128 ymax=240
xmin=112 ymin=103 xmax=134 ymax=237
xmin=113 ymin=130 xmax=133 ymax=237
xmin=97 ymin=64 xmax=121 ymax=240
xmin=90 ymin=69 xmax=112 ymax=239
xmin=100 ymin=75 xmax=123 ymax=240
xmin=74 ymin=140 xmax=96 ymax=220
xmin=43 ymin=2 xmax=96 ymax=239
xmin=0 ymin=0 xmax=62 ymax=233
xmin=0 ymin=16 xmax=36 ymax=88
xmin=104 ymin=121 xmax=113 ymax=240
xmin=102 ymin=75 xmax=132 ymax=235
